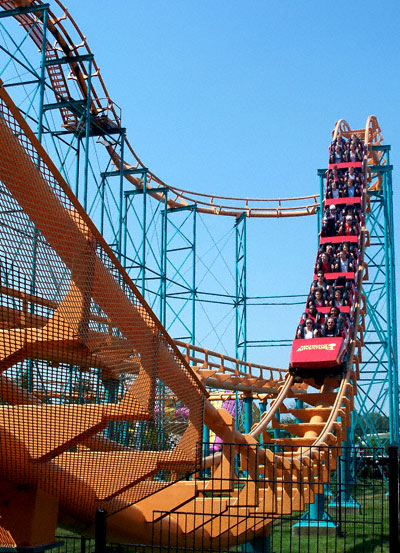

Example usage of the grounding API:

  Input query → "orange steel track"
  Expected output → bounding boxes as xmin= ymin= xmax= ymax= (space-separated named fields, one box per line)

xmin=0 ymin=1 xmax=383 ymax=549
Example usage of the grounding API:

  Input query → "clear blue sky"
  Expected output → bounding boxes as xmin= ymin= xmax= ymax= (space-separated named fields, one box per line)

xmin=53 ymin=1 xmax=400 ymax=366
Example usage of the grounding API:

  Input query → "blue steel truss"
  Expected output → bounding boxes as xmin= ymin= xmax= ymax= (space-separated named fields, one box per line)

xmin=353 ymin=145 xmax=399 ymax=446
xmin=235 ymin=212 xmax=247 ymax=361
xmin=318 ymin=147 xmax=398 ymax=446
xmin=163 ymin=205 xmax=197 ymax=342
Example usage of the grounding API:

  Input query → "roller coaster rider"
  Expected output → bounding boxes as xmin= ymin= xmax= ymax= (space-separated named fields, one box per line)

xmin=347 ymin=143 xmax=363 ymax=162
xmin=312 ymin=287 xmax=327 ymax=307
xmin=320 ymin=316 xmax=342 ymax=338
xmin=297 ymin=318 xmax=319 ymax=339
xmin=327 ymin=180 xmax=342 ymax=199
xmin=339 ymin=214 xmax=357 ymax=236
xmin=346 ymin=165 xmax=361 ymax=186
xmin=311 ymin=271 xmax=332 ymax=296
xmin=301 ymin=301 xmax=322 ymax=325
xmin=330 ymin=144 xmax=343 ymax=164
xmin=334 ymin=249 xmax=355 ymax=272
xmin=316 ymin=251 xmax=334 ymax=273
xmin=322 ymin=204 xmax=340 ymax=237
xmin=331 ymin=287 xmax=349 ymax=308
xmin=344 ymin=178 xmax=361 ymax=198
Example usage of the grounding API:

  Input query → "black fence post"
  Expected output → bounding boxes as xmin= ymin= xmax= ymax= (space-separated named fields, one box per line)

xmin=95 ymin=509 xmax=107 ymax=553
xmin=388 ymin=444 xmax=399 ymax=553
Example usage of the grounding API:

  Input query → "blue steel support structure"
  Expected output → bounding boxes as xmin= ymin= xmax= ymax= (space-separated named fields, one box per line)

xmin=318 ymin=152 xmax=398 ymax=446
xmin=0 ymin=0 xmax=199 ymax=377
xmin=354 ymin=145 xmax=399 ymax=446
xmin=0 ymin=4 xmax=127 ymax=409
xmin=235 ymin=212 xmax=247 ymax=361
xmin=29 ymin=4 xmax=49 ymax=393
xmin=163 ymin=205 xmax=197 ymax=343
xmin=235 ymin=212 xmax=249 ymax=441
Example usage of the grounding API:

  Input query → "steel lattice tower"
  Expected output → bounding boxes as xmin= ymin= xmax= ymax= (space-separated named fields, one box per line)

xmin=318 ymin=145 xmax=398 ymax=447
xmin=353 ymin=145 xmax=399 ymax=446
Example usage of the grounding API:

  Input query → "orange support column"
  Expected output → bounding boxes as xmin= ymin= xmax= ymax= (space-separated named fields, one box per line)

xmin=0 ymin=480 xmax=60 ymax=549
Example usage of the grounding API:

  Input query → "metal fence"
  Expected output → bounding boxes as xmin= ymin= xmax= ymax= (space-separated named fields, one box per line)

xmin=55 ymin=444 xmax=399 ymax=553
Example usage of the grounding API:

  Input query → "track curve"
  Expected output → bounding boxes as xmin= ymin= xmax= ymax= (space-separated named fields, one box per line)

xmin=0 ymin=0 xmax=320 ymax=218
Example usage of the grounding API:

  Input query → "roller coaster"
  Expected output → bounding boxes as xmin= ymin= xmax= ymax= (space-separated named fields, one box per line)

xmin=0 ymin=1 xmax=397 ymax=550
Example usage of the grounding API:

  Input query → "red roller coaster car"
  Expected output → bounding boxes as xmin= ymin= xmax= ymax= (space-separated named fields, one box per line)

xmin=290 ymin=138 xmax=366 ymax=377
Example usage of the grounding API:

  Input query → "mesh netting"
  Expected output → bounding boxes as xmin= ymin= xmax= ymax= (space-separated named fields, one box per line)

xmin=0 ymin=85 xmax=205 ymax=525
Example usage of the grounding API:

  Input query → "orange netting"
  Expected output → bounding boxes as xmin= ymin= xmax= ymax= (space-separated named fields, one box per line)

xmin=0 ymin=84 xmax=205 ymax=525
